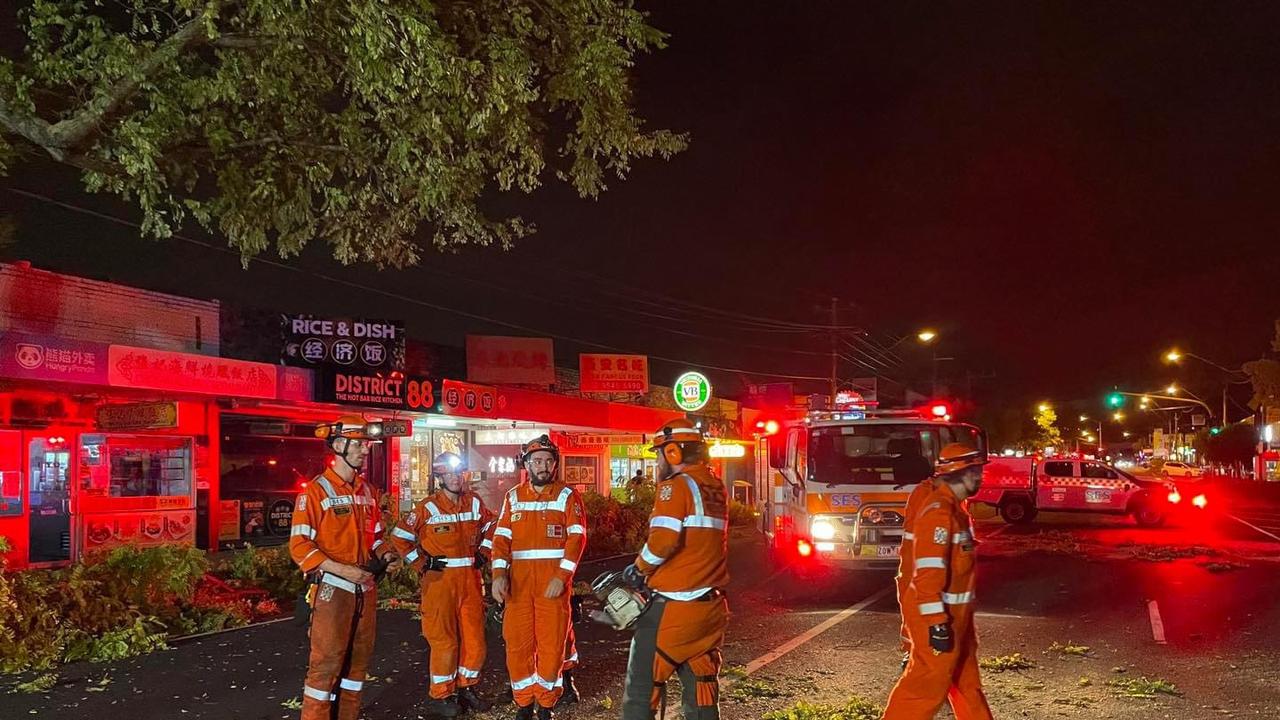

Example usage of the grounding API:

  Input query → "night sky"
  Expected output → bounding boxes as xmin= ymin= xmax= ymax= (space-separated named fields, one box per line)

xmin=4 ymin=1 xmax=1279 ymax=417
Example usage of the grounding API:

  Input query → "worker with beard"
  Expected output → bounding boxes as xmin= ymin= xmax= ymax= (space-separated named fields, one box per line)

xmin=490 ymin=435 xmax=587 ymax=720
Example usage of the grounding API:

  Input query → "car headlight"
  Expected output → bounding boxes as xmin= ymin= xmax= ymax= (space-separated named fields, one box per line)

xmin=811 ymin=518 xmax=837 ymax=540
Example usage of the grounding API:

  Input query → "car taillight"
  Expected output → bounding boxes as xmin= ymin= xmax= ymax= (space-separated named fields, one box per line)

xmin=1167 ymin=491 xmax=1181 ymax=504
xmin=796 ymin=539 xmax=814 ymax=557
xmin=1192 ymin=494 xmax=1208 ymax=509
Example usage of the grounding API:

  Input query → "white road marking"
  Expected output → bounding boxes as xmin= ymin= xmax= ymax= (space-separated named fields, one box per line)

xmin=726 ymin=585 xmax=894 ymax=685
xmin=1147 ymin=600 xmax=1167 ymax=645
xmin=1229 ymin=514 xmax=1280 ymax=543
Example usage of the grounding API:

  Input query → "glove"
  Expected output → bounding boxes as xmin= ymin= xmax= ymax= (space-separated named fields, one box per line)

xmin=364 ymin=553 xmax=389 ymax=581
xmin=473 ymin=551 xmax=488 ymax=570
xmin=900 ymin=651 xmax=910 ymax=671
xmin=928 ymin=623 xmax=954 ymax=653
xmin=621 ymin=563 xmax=644 ymax=589
xmin=420 ymin=553 xmax=447 ymax=573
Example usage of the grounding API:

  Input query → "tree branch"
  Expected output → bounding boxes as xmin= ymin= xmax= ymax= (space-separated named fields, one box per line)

xmin=46 ymin=9 xmax=219 ymax=153
xmin=0 ymin=99 xmax=62 ymax=158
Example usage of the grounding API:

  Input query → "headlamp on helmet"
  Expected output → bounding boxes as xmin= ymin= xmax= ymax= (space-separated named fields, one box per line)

xmin=520 ymin=434 xmax=560 ymax=463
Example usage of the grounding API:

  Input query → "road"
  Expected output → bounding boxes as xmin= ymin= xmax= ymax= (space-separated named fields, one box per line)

xmin=7 ymin=509 xmax=1280 ymax=720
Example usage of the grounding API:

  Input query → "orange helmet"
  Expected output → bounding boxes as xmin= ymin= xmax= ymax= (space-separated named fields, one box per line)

xmin=649 ymin=419 xmax=704 ymax=451
xmin=314 ymin=414 xmax=385 ymax=443
xmin=935 ymin=443 xmax=984 ymax=477
xmin=519 ymin=434 xmax=559 ymax=463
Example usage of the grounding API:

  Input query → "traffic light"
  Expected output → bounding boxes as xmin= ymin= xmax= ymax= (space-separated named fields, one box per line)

xmin=1106 ymin=392 xmax=1125 ymax=408
xmin=1209 ymin=427 xmax=1222 ymax=436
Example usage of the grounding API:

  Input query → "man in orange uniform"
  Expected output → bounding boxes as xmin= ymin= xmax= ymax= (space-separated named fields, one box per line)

xmin=883 ymin=443 xmax=993 ymax=720
xmin=290 ymin=415 xmax=400 ymax=720
xmin=491 ymin=435 xmax=587 ymax=720
xmin=390 ymin=452 xmax=496 ymax=718
xmin=621 ymin=419 xmax=730 ymax=720
xmin=892 ymin=435 xmax=938 ymax=666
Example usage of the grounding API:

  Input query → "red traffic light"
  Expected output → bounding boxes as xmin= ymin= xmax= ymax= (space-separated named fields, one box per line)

xmin=756 ymin=419 xmax=780 ymax=435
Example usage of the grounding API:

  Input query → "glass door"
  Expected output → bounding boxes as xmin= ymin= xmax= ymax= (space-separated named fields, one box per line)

xmin=28 ymin=434 xmax=73 ymax=564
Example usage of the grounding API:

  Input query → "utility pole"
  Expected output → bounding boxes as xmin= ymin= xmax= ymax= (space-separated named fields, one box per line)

xmin=1222 ymin=386 xmax=1229 ymax=426
xmin=829 ymin=296 xmax=839 ymax=407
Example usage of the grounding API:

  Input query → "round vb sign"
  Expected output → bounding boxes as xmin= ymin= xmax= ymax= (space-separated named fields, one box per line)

xmin=673 ymin=371 xmax=712 ymax=412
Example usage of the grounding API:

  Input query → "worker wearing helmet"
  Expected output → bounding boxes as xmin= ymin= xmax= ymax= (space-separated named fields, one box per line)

xmin=290 ymin=415 xmax=400 ymax=720
xmin=491 ymin=434 xmax=587 ymax=720
xmin=883 ymin=443 xmax=993 ymax=720
xmin=891 ymin=436 xmax=938 ymax=667
xmin=620 ymin=419 xmax=730 ymax=720
xmin=389 ymin=451 xmax=497 ymax=718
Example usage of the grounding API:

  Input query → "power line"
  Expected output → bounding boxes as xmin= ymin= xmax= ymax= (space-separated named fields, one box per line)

xmin=8 ymin=188 xmax=832 ymax=380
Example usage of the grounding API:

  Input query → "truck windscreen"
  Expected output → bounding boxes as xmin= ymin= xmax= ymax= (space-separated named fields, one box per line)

xmin=809 ymin=425 xmax=933 ymax=486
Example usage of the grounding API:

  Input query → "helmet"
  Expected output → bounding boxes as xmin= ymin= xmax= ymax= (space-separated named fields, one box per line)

xmin=650 ymin=419 xmax=705 ymax=467
xmin=314 ymin=414 xmax=386 ymax=443
xmin=935 ymin=443 xmax=985 ymax=477
xmin=519 ymin=434 xmax=559 ymax=463
xmin=432 ymin=452 xmax=466 ymax=475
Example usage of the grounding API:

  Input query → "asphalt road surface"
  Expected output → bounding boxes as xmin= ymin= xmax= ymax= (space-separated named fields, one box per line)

xmin=7 ymin=508 xmax=1280 ymax=720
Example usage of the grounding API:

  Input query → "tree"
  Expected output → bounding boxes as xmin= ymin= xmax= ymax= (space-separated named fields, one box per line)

xmin=1203 ymin=422 xmax=1257 ymax=469
xmin=1033 ymin=406 xmax=1062 ymax=451
xmin=1243 ymin=319 xmax=1280 ymax=412
xmin=0 ymin=1 xmax=686 ymax=267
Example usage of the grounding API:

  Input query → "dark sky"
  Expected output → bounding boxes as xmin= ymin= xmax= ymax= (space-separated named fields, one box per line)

xmin=4 ymin=1 xmax=1279 ymax=414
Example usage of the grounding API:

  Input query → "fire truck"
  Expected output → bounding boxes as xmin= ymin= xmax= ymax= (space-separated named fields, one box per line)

xmin=755 ymin=404 xmax=987 ymax=571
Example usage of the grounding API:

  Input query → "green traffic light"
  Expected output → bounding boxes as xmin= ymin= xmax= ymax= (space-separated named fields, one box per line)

xmin=1106 ymin=392 xmax=1124 ymax=408
xmin=1209 ymin=427 xmax=1222 ymax=435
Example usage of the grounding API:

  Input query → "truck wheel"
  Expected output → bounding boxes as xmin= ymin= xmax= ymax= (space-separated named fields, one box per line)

xmin=1133 ymin=505 xmax=1165 ymax=528
xmin=999 ymin=496 xmax=1037 ymax=525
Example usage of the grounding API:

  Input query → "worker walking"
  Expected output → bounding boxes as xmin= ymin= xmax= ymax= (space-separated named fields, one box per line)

xmin=290 ymin=415 xmax=401 ymax=720
xmin=883 ymin=443 xmax=993 ymax=720
xmin=892 ymin=436 xmax=938 ymax=665
xmin=621 ymin=420 xmax=730 ymax=720
xmin=390 ymin=452 xmax=496 ymax=718
xmin=490 ymin=435 xmax=587 ymax=720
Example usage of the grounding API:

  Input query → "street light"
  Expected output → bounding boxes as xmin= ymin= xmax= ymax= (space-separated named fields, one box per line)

xmin=1166 ymin=384 xmax=1178 ymax=395
xmin=1165 ymin=349 xmax=1182 ymax=363
xmin=1162 ymin=347 xmax=1246 ymax=423
xmin=917 ymin=330 xmax=937 ymax=344
xmin=1113 ymin=412 xmax=1124 ymax=421
xmin=1038 ymin=403 xmax=1051 ymax=413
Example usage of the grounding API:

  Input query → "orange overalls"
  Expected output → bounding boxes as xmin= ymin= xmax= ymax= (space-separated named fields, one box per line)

xmin=289 ymin=468 xmax=385 ymax=720
xmin=896 ymin=479 xmax=936 ymax=651
xmin=884 ymin=482 xmax=993 ymax=720
xmin=390 ymin=489 xmax=495 ymax=699
xmin=490 ymin=481 xmax=587 ymax=710
xmin=622 ymin=464 xmax=730 ymax=720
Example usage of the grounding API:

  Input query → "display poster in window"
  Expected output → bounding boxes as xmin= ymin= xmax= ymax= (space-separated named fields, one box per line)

xmin=80 ymin=509 xmax=196 ymax=553
xmin=562 ymin=456 xmax=598 ymax=492
xmin=219 ymin=500 xmax=242 ymax=542
xmin=240 ymin=499 xmax=267 ymax=539
xmin=268 ymin=499 xmax=294 ymax=536
xmin=281 ymin=314 xmax=406 ymax=372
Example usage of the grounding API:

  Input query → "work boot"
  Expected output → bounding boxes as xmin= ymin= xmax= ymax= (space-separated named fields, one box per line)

xmin=424 ymin=695 xmax=462 ymax=718
xmin=536 ymin=706 xmax=554 ymax=720
xmin=513 ymin=704 xmax=535 ymax=720
xmin=555 ymin=671 xmax=579 ymax=706
xmin=458 ymin=686 xmax=492 ymax=713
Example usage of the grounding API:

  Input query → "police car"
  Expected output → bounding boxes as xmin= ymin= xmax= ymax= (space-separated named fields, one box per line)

xmin=973 ymin=456 xmax=1182 ymax=527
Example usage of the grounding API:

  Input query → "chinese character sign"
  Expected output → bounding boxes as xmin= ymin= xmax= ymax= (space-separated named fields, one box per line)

xmin=466 ymin=335 xmax=555 ymax=386
xmin=0 ymin=332 xmax=109 ymax=384
xmin=108 ymin=346 xmax=277 ymax=399
xmin=579 ymin=354 xmax=649 ymax=393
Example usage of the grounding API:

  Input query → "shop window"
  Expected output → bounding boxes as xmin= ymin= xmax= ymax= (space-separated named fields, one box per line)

xmin=80 ymin=435 xmax=192 ymax=498
xmin=0 ymin=431 xmax=21 ymax=517
xmin=563 ymin=455 xmax=598 ymax=493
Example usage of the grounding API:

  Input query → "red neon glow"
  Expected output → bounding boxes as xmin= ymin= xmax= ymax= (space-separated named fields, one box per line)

xmin=796 ymin=539 xmax=814 ymax=558
xmin=1192 ymin=494 xmax=1208 ymax=509
xmin=1167 ymin=491 xmax=1182 ymax=504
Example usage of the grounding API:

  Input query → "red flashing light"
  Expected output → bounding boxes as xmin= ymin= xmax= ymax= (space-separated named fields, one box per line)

xmin=1167 ymin=491 xmax=1181 ymax=504
xmin=267 ymin=459 xmax=278 ymax=466
xmin=756 ymin=419 xmax=780 ymax=435
xmin=930 ymin=404 xmax=950 ymax=418
xmin=796 ymin=538 xmax=814 ymax=558
xmin=1192 ymin=494 xmax=1208 ymax=509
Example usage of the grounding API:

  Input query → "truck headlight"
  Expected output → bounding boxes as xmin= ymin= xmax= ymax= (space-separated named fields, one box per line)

xmin=811 ymin=518 xmax=837 ymax=540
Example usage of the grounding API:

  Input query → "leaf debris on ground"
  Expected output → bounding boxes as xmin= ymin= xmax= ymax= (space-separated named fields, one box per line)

xmin=281 ymin=696 xmax=303 ymax=710
xmin=15 ymin=673 xmax=58 ymax=694
xmin=1106 ymin=676 xmax=1182 ymax=699
xmin=1049 ymin=641 xmax=1092 ymax=657
xmin=979 ymin=653 xmax=1037 ymax=673
xmin=761 ymin=697 xmax=883 ymax=720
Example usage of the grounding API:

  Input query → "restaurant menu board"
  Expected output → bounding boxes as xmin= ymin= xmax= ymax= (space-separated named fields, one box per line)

xmin=80 ymin=509 xmax=196 ymax=553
